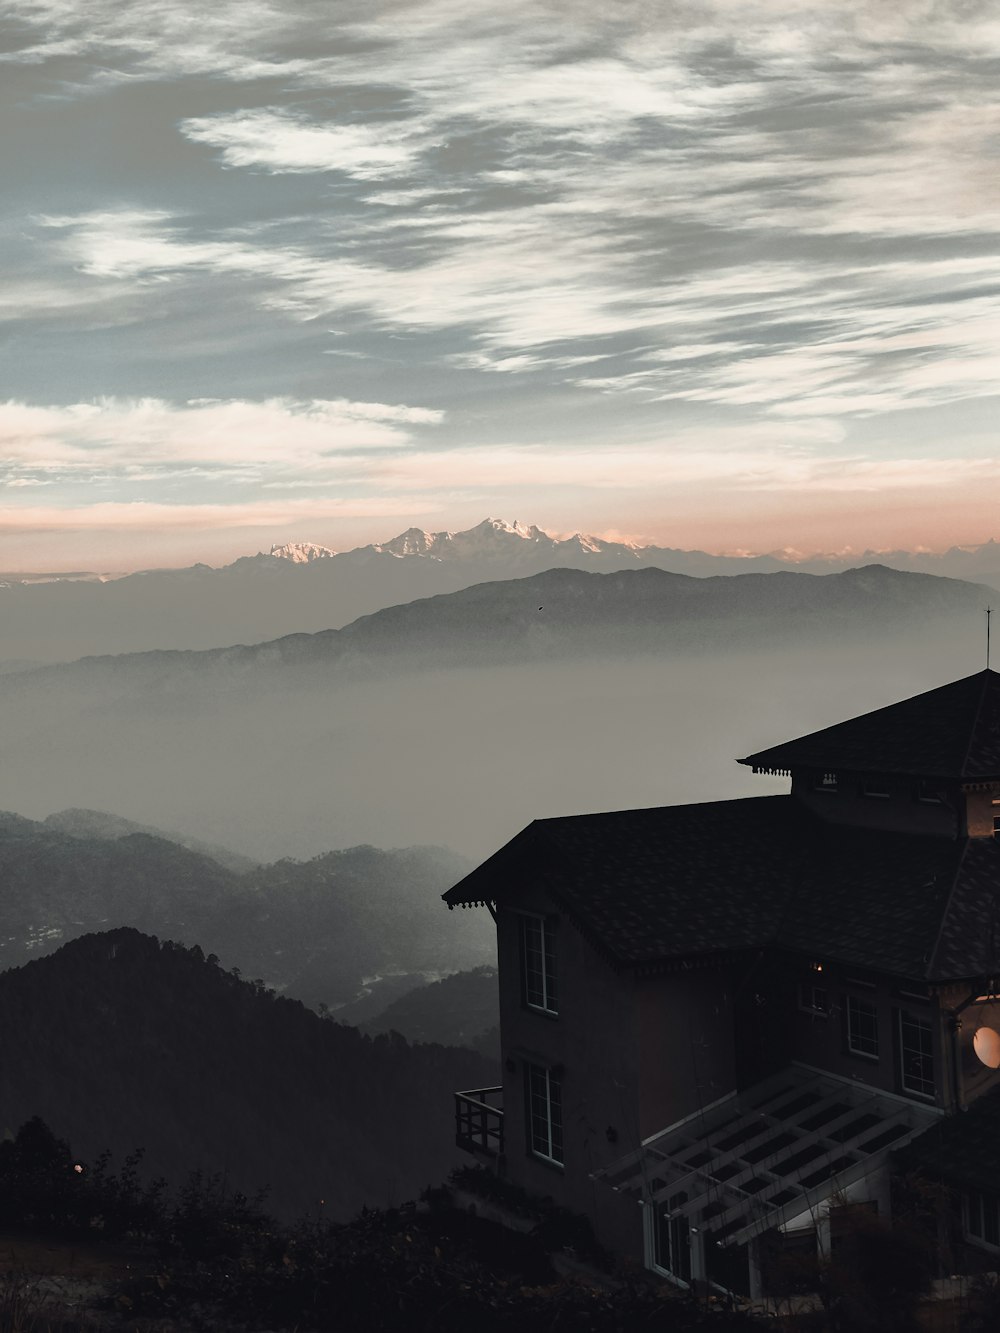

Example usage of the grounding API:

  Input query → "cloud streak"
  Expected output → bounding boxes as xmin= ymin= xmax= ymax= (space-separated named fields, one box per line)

xmin=6 ymin=0 xmax=1000 ymax=559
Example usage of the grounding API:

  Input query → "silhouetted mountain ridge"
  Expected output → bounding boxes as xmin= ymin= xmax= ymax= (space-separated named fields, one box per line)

xmin=10 ymin=563 xmax=994 ymax=702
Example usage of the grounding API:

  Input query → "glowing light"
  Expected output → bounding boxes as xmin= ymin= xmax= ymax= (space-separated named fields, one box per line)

xmin=973 ymin=1027 xmax=1000 ymax=1069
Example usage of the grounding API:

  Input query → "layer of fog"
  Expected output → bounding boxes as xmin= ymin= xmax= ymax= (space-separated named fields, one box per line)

xmin=0 ymin=627 xmax=979 ymax=864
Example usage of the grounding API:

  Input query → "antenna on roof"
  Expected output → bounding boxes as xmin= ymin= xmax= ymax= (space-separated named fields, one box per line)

xmin=988 ymin=606 xmax=993 ymax=670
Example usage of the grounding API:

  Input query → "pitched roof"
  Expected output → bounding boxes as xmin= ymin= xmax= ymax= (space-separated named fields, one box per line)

xmin=740 ymin=669 xmax=1000 ymax=780
xmin=444 ymin=795 xmax=1000 ymax=982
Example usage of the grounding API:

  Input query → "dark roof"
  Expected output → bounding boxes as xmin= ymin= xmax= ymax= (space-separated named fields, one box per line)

xmin=898 ymin=1083 xmax=1000 ymax=1193
xmin=444 ymin=795 xmax=1000 ymax=982
xmin=740 ymin=669 xmax=1000 ymax=780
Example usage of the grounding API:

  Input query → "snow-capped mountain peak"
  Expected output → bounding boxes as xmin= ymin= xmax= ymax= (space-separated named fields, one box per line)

xmin=268 ymin=542 xmax=336 ymax=563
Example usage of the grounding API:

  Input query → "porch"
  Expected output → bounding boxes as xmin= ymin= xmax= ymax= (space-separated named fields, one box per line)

xmin=591 ymin=1063 xmax=941 ymax=1298
xmin=454 ymin=1086 xmax=504 ymax=1157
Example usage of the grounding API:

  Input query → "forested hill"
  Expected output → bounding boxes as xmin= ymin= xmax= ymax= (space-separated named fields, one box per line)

xmin=0 ymin=929 xmax=495 ymax=1221
xmin=0 ymin=814 xmax=241 ymax=966
xmin=0 ymin=815 xmax=490 ymax=1005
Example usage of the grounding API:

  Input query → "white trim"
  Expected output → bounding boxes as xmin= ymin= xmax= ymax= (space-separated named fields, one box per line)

xmin=526 ymin=1062 xmax=564 ymax=1166
xmin=791 ymin=1060 xmax=945 ymax=1115
xmin=846 ymin=993 xmax=880 ymax=1059
xmin=897 ymin=1008 xmax=936 ymax=1100
xmin=643 ymin=1195 xmax=693 ymax=1289
xmin=519 ymin=912 xmax=558 ymax=1016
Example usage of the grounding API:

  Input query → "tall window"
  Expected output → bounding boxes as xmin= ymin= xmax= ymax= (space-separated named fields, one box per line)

xmin=968 ymin=1190 xmax=1000 ymax=1248
xmin=519 ymin=913 xmax=558 ymax=1014
xmin=525 ymin=1063 xmax=563 ymax=1165
xmin=653 ymin=1193 xmax=691 ymax=1284
xmin=898 ymin=1011 xmax=935 ymax=1097
xmin=847 ymin=995 xmax=879 ymax=1058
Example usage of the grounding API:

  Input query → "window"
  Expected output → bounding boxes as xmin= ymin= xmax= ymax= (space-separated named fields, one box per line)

xmin=916 ymin=780 xmax=941 ymax=804
xmin=814 ymin=772 xmax=838 ymax=792
xmin=898 ymin=1011 xmax=935 ymax=1097
xmin=861 ymin=780 xmax=890 ymax=799
xmin=847 ymin=995 xmax=879 ymax=1058
xmin=968 ymin=1190 xmax=1000 ymax=1248
xmin=799 ymin=984 xmax=829 ymax=1016
xmin=653 ymin=1192 xmax=691 ymax=1284
xmin=519 ymin=913 xmax=558 ymax=1015
xmin=525 ymin=1063 xmax=563 ymax=1165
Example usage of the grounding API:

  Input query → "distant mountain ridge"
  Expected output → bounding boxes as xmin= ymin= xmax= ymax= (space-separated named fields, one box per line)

xmin=8 ymin=517 xmax=1000 ymax=663
xmin=12 ymin=562 xmax=996 ymax=701
xmin=0 ymin=813 xmax=489 ymax=1005
xmin=43 ymin=807 xmax=257 ymax=873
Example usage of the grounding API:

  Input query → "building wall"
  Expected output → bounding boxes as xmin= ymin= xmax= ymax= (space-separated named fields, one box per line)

xmin=792 ymin=771 xmax=958 ymax=837
xmin=787 ymin=964 xmax=948 ymax=1110
xmin=637 ymin=966 xmax=740 ymax=1138
xmin=495 ymin=891 xmax=643 ymax=1256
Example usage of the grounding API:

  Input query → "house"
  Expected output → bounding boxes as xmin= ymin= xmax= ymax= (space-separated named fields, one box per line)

xmin=444 ymin=668 xmax=1000 ymax=1299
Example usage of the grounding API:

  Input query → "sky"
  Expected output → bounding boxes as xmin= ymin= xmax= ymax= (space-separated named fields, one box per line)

xmin=3 ymin=0 xmax=1000 ymax=569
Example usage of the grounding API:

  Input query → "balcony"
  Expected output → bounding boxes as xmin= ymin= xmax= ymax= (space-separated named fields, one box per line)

xmin=454 ymin=1086 xmax=504 ymax=1156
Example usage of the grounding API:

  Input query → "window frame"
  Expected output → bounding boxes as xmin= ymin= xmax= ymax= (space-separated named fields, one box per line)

xmin=651 ymin=1192 xmax=692 ymax=1287
xmin=524 ymin=1062 xmax=564 ymax=1167
xmin=967 ymin=1189 xmax=1000 ymax=1250
xmin=846 ymin=993 xmax=880 ymax=1060
xmin=798 ymin=983 xmax=829 ymax=1017
xmin=518 ymin=912 xmax=558 ymax=1016
xmin=897 ymin=1008 xmax=935 ymax=1099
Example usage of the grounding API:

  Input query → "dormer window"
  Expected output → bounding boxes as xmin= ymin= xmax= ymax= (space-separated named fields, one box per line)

xmin=814 ymin=772 xmax=838 ymax=792
xmin=861 ymin=780 xmax=890 ymax=799
xmin=916 ymin=780 xmax=942 ymax=804
xmin=519 ymin=913 xmax=558 ymax=1015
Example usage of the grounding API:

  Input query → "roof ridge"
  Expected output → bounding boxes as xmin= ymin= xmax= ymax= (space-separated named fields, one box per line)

xmin=925 ymin=837 xmax=971 ymax=981
xmin=958 ymin=669 xmax=993 ymax=779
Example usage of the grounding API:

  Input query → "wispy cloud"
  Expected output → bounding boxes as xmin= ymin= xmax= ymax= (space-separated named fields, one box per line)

xmin=7 ymin=0 xmax=1000 ymax=559
xmin=0 ymin=396 xmax=443 ymax=470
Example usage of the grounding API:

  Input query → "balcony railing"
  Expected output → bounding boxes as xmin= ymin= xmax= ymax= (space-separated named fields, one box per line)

xmin=455 ymin=1086 xmax=504 ymax=1156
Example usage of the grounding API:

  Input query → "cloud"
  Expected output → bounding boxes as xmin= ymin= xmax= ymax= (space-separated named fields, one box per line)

xmin=180 ymin=110 xmax=429 ymax=180
xmin=8 ymin=0 xmax=1000 ymax=557
xmin=0 ymin=396 xmax=443 ymax=470
xmin=0 ymin=497 xmax=424 ymax=534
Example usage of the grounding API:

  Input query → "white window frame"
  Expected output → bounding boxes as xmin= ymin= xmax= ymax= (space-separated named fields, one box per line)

xmin=525 ymin=1063 xmax=563 ymax=1166
xmin=898 ymin=1009 xmax=935 ymax=1099
xmin=519 ymin=912 xmax=558 ymax=1015
xmin=649 ymin=1193 xmax=692 ymax=1287
xmin=847 ymin=994 xmax=880 ymax=1059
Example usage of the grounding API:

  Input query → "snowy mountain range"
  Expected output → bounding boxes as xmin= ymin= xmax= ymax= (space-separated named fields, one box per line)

xmin=4 ymin=517 xmax=1000 ymax=664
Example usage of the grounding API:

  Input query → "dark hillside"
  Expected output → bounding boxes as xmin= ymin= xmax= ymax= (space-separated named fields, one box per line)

xmin=0 ymin=816 xmax=490 ymax=1004
xmin=0 ymin=929 xmax=495 ymax=1221
xmin=0 ymin=818 xmax=241 ymax=967
xmin=225 ymin=845 xmax=491 ymax=1006
xmin=361 ymin=966 xmax=500 ymax=1050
